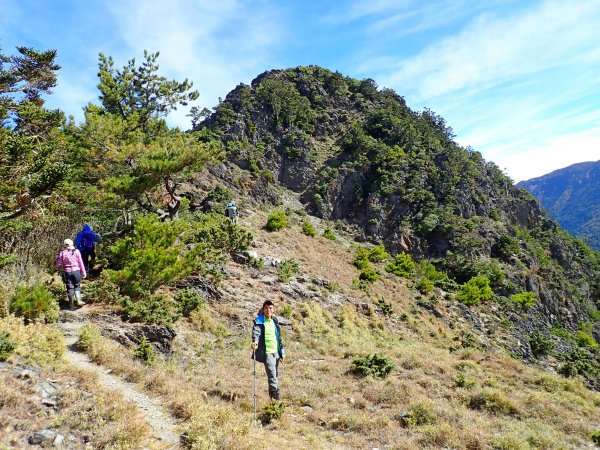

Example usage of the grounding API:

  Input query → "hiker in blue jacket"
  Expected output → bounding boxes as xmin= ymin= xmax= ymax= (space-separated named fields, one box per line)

xmin=251 ymin=300 xmax=285 ymax=400
xmin=225 ymin=202 xmax=239 ymax=223
xmin=75 ymin=224 xmax=101 ymax=274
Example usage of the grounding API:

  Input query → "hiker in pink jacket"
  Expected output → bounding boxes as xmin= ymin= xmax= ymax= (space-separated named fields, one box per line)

xmin=56 ymin=238 xmax=87 ymax=309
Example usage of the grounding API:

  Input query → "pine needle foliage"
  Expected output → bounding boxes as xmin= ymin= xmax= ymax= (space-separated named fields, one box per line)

xmin=301 ymin=220 xmax=316 ymax=237
xmin=385 ymin=252 xmax=415 ymax=278
xmin=351 ymin=353 xmax=394 ymax=379
xmin=9 ymin=284 xmax=59 ymax=323
xmin=0 ymin=331 xmax=16 ymax=361
xmin=266 ymin=210 xmax=287 ymax=231
xmin=108 ymin=214 xmax=222 ymax=299
xmin=456 ymin=274 xmax=493 ymax=306
xmin=133 ymin=336 xmax=155 ymax=364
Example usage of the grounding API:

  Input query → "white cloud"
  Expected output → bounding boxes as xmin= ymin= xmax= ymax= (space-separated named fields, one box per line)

xmin=487 ymin=130 xmax=600 ymax=182
xmin=104 ymin=0 xmax=286 ymax=129
xmin=382 ymin=0 xmax=600 ymax=99
xmin=359 ymin=0 xmax=600 ymax=181
xmin=50 ymin=77 xmax=98 ymax=119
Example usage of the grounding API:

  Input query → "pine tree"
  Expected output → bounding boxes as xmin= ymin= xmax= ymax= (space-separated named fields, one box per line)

xmin=0 ymin=46 xmax=67 ymax=219
xmin=79 ymin=51 xmax=219 ymax=220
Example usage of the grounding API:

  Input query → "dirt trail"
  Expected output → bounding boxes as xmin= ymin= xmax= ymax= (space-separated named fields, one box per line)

xmin=59 ymin=312 xmax=180 ymax=447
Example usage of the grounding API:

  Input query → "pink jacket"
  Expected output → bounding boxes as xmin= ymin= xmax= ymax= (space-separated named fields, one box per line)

xmin=56 ymin=249 xmax=86 ymax=277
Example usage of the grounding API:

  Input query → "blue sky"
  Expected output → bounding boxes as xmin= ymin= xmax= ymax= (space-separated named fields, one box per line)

xmin=2 ymin=0 xmax=599 ymax=182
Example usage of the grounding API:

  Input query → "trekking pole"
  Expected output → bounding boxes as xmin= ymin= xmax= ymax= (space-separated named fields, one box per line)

xmin=252 ymin=349 xmax=257 ymax=423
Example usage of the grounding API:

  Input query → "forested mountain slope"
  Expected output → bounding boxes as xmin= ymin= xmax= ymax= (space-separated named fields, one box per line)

xmin=518 ymin=160 xmax=600 ymax=250
xmin=199 ymin=66 xmax=599 ymax=349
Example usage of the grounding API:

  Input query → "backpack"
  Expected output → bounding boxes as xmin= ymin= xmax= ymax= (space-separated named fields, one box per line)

xmin=226 ymin=206 xmax=237 ymax=218
xmin=80 ymin=233 xmax=95 ymax=251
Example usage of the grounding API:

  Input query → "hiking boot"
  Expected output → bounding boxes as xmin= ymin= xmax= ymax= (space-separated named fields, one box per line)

xmin=74 ymin=291 xmax=85 ymax=307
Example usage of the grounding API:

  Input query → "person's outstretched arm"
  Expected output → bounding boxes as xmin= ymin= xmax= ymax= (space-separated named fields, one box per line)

xmin=76 ymin=250 xmax=87 ymax=278
xmin=252 ymin=321 xmax=261 ymax=349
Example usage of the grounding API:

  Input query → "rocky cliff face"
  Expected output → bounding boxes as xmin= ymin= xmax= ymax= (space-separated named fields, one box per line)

xmin=198 ymin=66 xmax=599 ymax=347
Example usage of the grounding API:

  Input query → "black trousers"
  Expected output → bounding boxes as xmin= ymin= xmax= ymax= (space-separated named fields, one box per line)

xmin=63 ymin=270 xmax=81 ymax=301
xmin=81 ymin=249 xmax=96 ymax=272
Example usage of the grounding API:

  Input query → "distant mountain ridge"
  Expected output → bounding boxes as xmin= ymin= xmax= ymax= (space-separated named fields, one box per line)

xmin=518 ymin=160 xmax=600 ymax=250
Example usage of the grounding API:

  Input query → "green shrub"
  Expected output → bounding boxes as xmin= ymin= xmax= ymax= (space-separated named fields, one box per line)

xmin=416 ymin=277 xmax=434 ymax=294
xmin=511 ymin=291 xmax=536 ymax=310
xmin=322 ymin=227 xmax=336 ymax=240
xmin=529 ymin=331 xmax=555 ymax=357
xmin=122 ymin=295 xmax=179 ymax=326
xmin=259 ymin=400 xmax=287 ymax=424
xmin=0 ymin=331 xmax=16 ymax=361
xmin=398 ymin=402 xmax=436 ymax=427
xmin=375 ymin=298 xmax=393 ymax=316
xmin=558 ymin=347 xmax=599 ymax=383
xmin=550 ymin=325 xmax=575 ymax=343
xmin=496 ymin=235 xmax=520 ymax=259
xmin=280 ymin=304 xmax=293 ymax=319
xmin=418 ymin=260 xmax=449 ymax=286
xmin=203 ymin=185 xmax=232 ymax=206
xmin=110 ymin=215 xmax=222 ymax=299
xmin=247 ymin=156 xmax=259 ymax=174
xmin=262 ymin=170 xmax=275 ymax=183
xmin=189 ymin=304 xmax=229 ymax=337
xmin=368 ymin=244 xmax=390 ymax=262
xmin=456 ymin=275 xmax=493 ymax=306
xmin=174 ymin=288 xmax=206 ymax=317
xmin=266 ymin=210 xmax=287 ymax=231
xmin=301 ymin=220 xmax=316 ymax=237
xmin=351 ymin=277 xmax=371 ymax=294
xmin=192 ymin=213 xmax=254 ymax=254
xmin=353 ymin=247 xmax=370 ymax=269
xmin=211 ymin=184 xmax=233 ymax=203
xmin=587 ymin=306 xmax=600 ymax=323
xmin=134 ymin=337 xmax=155 ymax=364
xmin=84 ymin=272 xmax=123 ymax=304
xmin=75 ymin=324 xmax=102 ymax=352
xmin=352 ymin=354 xmax=394 ymax=378
xmin=359 ymin=266 xmax=379 ymax=283
xmin=9 ymin=285 xmax=59 ymax=323
xmin=591 ymin=431 xmax=600 ymax=445
xmin=451 ymin=330 xmax=479 ymax=351
xmin=454 ymin=373 xmax=475 ymax=389
xmin=278 ymin=259 xmax=299 ymax=282
xmin=0 ymin=253 xmax=17 ymax=270
xmin=385 ymin=252 xmax=415 ymax=278
xmin=575 ymin=330 xmax=598 ymax=348
xmin=468 ymin=389 xmax=518 ymax=415
xmin=247 ymin=256 xmax=264 ymax=270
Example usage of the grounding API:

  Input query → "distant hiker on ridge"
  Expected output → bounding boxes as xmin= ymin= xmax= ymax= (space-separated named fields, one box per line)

xmin=56 ymin=238 xmax=86 ymax=310
xmin=225 ymin=202 xmax=239 ymax=223
xmin=75 ymin=224 xmax=101 ymax=274
xmin=251 ymin=299 xmax=285 ymax=400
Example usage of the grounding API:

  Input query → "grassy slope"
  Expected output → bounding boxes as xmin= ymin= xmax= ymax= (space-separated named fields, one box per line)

xmin=1 ymin=206 xmax=599 ymax=449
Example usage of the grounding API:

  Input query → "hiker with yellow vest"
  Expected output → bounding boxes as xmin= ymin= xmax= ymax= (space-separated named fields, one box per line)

xmin=251 ymin=300 xmax=285 ymax=400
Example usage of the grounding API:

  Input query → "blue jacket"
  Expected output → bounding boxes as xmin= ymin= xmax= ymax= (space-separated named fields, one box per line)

xmin=252 ymin=314 xmax=285 ymax=363
xmin=75 ymin=224 xmax=101 ymax=252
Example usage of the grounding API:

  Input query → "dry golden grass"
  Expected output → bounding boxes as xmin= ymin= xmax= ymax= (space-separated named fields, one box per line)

xmin=0 ymin=360 xmax=153 ymax=449
xmin=5 ymin=207 xmax=600 ymax=449
xmin=0 ymin=315 xmax=64 ymax=365
xmin=55 ymin=368 xmax=152 ymax=449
